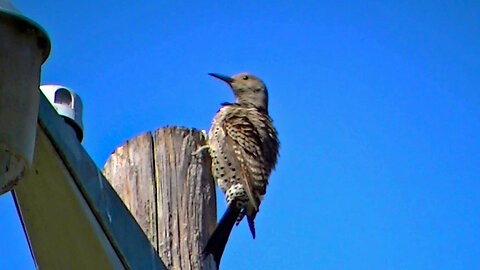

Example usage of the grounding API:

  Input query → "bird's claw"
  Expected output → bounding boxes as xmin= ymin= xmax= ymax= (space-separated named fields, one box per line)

xmin=192 ymin=145 xmax=209 ymax=158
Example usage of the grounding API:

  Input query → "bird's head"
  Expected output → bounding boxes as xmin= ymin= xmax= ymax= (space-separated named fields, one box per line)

xmin=209 ymin=72 xmax=269 ymax=111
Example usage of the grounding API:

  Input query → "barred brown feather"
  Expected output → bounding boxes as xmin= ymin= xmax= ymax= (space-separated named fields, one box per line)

xmin=203 ymin=72 xmax=279 ymax=269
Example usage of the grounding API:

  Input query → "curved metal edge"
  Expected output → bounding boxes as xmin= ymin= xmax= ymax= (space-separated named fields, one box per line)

xmin=0 ymin=6 xmax=51 ymax=63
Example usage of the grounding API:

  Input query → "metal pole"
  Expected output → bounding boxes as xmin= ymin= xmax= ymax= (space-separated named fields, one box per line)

xmin=0 ymin=0 xmax=50 ymax=194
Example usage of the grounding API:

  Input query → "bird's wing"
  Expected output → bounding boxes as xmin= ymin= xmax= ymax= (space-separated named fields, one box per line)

xmin=223 ymin=115 xmax=267 ymax=211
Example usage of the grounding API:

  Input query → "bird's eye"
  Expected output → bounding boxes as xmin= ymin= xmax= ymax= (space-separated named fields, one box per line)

xmin=242 ymin=75 xmax=249 ymax=80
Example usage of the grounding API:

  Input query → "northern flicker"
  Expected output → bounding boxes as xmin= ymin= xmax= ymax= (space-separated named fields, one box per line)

xmin=202 ymin=72 xmax=279 ymax=268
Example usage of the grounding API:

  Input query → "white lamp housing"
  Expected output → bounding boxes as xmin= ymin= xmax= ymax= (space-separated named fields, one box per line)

xmin=40 ymin=85 xmax=84 ymax=141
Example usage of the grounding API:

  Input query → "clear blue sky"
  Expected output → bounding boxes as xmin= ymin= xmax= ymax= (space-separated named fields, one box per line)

xmin=1 ymin=1 xmax=479 ymax=269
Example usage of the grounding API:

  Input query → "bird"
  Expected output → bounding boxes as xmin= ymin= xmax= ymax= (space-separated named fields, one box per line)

xmin=202 ymin=72 xmax=279 ymax=268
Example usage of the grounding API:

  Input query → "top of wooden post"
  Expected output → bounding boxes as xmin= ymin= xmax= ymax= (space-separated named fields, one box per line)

xmin=103 ymin=126 xmax=217 ymax=270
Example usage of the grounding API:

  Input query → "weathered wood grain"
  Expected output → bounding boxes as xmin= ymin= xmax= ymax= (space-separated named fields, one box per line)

xmin=102 ymin=131 xmax=157 ymax=249
xmin=103 ymin=127 xmax=217 ymax=270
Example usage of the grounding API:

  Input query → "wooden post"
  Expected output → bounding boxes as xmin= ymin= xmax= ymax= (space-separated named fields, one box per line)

xmin=102 ymin=127 xmax=217 ymax=270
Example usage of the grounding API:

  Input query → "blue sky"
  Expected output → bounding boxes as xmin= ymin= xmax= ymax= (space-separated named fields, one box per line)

xmin=1 ymin=1 xmax=479 ymax=269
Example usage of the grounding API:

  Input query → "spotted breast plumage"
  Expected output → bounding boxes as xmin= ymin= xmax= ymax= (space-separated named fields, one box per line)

xmin=202 ymin=72 xmax=279 ymax=269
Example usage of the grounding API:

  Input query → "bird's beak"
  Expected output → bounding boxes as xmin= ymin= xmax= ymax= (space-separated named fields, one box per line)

xmin=208 ymin=73 xmax=234 ymax=84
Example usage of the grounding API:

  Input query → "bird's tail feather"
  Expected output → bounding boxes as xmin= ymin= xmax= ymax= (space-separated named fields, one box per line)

xmin=203 ymin=204 xmax=241 ymax=269
xmin=247 ymin=214 xmax=256 ymax=239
